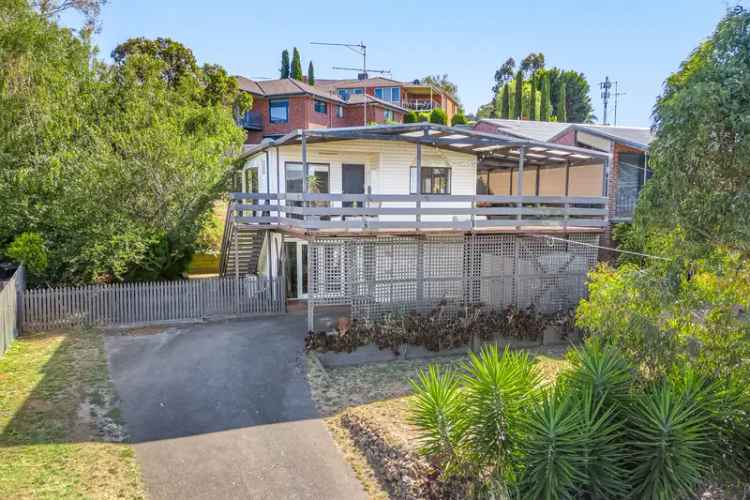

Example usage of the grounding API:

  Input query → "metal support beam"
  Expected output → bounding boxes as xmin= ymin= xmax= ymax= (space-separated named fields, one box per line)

xmin=415 ymin=142 xmax=422 ymax=226
xmin=516 ymin=146 xmax=526 ymax=228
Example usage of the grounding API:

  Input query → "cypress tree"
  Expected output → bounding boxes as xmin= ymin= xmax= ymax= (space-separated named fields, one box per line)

xmin=541 ymin=73 xmax=552 ymax=121
xmin=528 ymin=74 xmax=537 ymax=121
xmin=307 ymin=61 xmax=315 ymax=85
xmin=291 ymin=47 xmax=303 ymax=80
xmin=280 ymin=49 xmax=290 ymax=78
xmin=556 ymin=79 xmax=567 ymax=122
xmin=500 ymin=84 xmax=510 ymax=119
xmin=513 ymin=70 xmax=523 ymax=119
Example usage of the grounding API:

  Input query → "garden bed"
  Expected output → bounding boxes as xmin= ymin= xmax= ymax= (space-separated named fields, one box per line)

xmin=307 ymin=344 xmax=569 ymax=498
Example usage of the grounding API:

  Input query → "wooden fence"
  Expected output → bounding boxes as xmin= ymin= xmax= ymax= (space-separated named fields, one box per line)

xmin=1 ymin=266 xmax=25 ymax=356
xmin=23 ymin=275 xmax=285 ymax=331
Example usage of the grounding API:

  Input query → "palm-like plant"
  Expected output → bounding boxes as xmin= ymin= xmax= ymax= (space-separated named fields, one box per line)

xmin=459 ymin=346 xmax=542 ymax=482
xmin=518 ymin=387 xmax=587 ymax=500
xmin=628 ymin=375 xmax=712 ymax=500
xmin=409 ymin=365 xmax=464 ymax=475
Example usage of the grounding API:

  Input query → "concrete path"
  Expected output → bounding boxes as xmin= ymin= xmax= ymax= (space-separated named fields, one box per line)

xmin=105 ymin=314 xmax=365 ymax=500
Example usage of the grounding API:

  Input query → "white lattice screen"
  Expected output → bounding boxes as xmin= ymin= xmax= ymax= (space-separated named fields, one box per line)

xmin=308 ymin=233 xmax=599 ymax=321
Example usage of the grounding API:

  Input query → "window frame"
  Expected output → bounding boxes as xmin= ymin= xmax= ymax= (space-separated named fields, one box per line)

xmin=409 ymin=166 xmax=452 ymax=195
xmin=384 ymin=109 xmax=394 ymax=121
xmin=269 ymin=99 xmax=289 ymax=123
xmin=335 ymin=105 xmax=344 ymax=118
xmin=314 ymin=99 xmax=328 ymax=114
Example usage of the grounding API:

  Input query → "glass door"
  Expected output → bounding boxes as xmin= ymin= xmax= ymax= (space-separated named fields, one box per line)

xmin=284 ymin=241 xmax=308 ymax=299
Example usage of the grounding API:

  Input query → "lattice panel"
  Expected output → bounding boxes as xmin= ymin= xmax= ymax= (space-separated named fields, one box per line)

xmin=308 ymin=233 xmax=600 ymax=321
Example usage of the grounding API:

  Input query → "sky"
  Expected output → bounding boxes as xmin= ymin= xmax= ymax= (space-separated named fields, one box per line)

xmin=61 ymin=0 xmax=740 ymax=127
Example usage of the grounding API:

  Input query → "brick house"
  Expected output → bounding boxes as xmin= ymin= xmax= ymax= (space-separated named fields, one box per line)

xmin=315 ymin=77 xmax=461 ymax=122
xmin=236 ymin=77 xmax=407 ymax=144
xmin=474 ymin=119 xmax=654 ymax=252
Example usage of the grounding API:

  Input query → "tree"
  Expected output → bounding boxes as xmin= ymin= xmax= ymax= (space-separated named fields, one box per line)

xmin=476 ymin=102 xmax=495 ymax=119
xmin=31 ymin=0 xmax=107 ymax=31
xmin=513 ymin=70 xmax=524 ymax=119
xmin=420 ymin=74 xmax=459 ymax=101
xmin=500 ymin=84 xmax=510 ymax=119
xmin=451 ymin=111 xmax=467 ymax=126
xmin=404 ymin=111 xmax=418 ymax=123
xmin=291 ymin=47 xmax=303 ymax=80
xmin=556 ymin=79 xmax=567 ymax=122
xmin=0 ymin=2 xmax=246 ymax=284
xmin=493 ymin=57 xmax=516 ymax=93
xmin=634 ymin=6 xmax=750 ymax=254
xmin=540 ymin=73 xmax=552 ymax=121
xmin=280 ymin=49 xmax=290 ymax=78
xmin=528 ymin=74 xmax=538 ymax=121
xmin=307 ymin=61 xmax=315 ymax=85
xmin=112 ymin=37 xmax=199 ymax=89
xmin=520 ymin=52 xmax=545 ymax=75
xmin=429 ymin=108 xmax=447 ymax=125
xmin=548 ymin=68 xmax=594 ymax=123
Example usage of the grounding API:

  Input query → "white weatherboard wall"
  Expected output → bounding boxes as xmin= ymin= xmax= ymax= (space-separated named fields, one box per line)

xmin=245 ymin=140 xmax=478 ymax=223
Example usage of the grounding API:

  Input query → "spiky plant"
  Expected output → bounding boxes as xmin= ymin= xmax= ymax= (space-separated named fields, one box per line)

xmin=628 ymin=374 xmax=712 ymax=500
xmin=409 ymin=365 xmax=465 ymax=475
xmin=517 ymin=387 xmax=587 ymax=500
xmin=459 ymin=346 xmax=542 ymax=482
xmin=563 ymin=339 xmax=633 ymax=410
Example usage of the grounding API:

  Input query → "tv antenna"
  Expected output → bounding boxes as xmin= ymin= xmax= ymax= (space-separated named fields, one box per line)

xmin=311 ymin=41 xmax=390 ymax=126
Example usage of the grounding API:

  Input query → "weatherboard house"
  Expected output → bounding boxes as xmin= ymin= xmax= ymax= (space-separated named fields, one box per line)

xmin=219 ymin=123 xmax=610 ymax=330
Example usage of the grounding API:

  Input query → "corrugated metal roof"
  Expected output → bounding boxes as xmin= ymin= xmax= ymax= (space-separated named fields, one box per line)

xmin=478 ymin=119 xmax=654 ymax=150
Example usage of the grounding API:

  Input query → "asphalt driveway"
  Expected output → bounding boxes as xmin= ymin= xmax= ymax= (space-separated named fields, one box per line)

xmin=105 ymin=313 xmax=365 ymax=500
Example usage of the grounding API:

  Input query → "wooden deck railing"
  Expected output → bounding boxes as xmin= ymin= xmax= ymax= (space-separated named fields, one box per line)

xmin=228 ymin=192 xmax=609 ymax=232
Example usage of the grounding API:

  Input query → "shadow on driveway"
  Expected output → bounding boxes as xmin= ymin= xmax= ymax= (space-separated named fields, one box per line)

xmin=105 ymin=313 xmax=365 ymax=500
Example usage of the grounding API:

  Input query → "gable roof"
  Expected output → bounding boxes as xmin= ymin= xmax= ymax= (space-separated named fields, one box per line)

xmin=478 ymin=119 xmax=654 ymax=151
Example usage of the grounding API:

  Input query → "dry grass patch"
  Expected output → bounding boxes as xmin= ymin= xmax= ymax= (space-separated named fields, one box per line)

xmin=0 ymin=328 xmax=144 ymax=499
xmin=307 ymin=344 xmax=570 ymax=498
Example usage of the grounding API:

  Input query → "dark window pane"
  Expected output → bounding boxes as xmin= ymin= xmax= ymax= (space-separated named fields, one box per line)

xmin=269 ymin=99 xmax=288 ymax=123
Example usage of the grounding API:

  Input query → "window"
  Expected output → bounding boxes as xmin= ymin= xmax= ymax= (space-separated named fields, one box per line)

xmin=285 ymin=162 xmax=330 ymax=193
xmin=335 ymin=105 xmax=344 ymax=118
xmin=269 ymin=99 xmax=288 ymax=123
xmin=314 ymin=100 xmax=327 ymax=114
xmin=337 ymin=88 xmax=364 ymax=100
xmin=384 ymin=109 xmax=394 ymax=121
xmin=410 ymin=167 xmax=451 ymax=195
xmin=374 ymin=87 xmax=401 ymax=103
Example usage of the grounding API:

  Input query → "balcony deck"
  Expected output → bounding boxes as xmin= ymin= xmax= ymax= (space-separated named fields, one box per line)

xmin=229 ymin=192 xmax=608 ymax=234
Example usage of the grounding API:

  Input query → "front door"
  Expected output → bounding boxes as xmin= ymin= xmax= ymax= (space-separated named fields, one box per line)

xmin=342 ymin=164 xmax=365 ymax=208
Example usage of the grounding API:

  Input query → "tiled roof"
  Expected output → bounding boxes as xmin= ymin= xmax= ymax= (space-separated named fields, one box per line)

xmin=236 ymin=76 xmax=344 ymax=102
xmin=478 ymin=119 xmax=654 ymax=150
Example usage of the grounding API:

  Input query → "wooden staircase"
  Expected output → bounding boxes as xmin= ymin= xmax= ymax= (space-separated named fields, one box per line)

xmin=219 ymin=207 xmax=265 ymax=277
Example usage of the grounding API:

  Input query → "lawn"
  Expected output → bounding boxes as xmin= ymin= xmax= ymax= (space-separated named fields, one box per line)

xmin=307 ymin=344 xmax=569 ymax=499
xmin=0 ymin=329 xmax=145 ymax=499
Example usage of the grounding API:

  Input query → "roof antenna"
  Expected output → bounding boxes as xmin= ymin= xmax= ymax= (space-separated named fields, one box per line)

xmin=613 ymin=81 xmax=626 ymax=126
xmin=599 ymin=76 xmax=613 ymax=125
xmin=311 ymin=41 xmax=390 ymax=126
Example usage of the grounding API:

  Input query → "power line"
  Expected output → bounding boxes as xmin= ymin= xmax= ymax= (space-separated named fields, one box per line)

xmin=529 ymin=234 xmax=670 ymax=261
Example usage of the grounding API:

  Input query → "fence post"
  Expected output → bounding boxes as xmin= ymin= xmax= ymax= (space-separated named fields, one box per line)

xmin=16 ymin=265 xmax=26 ymax=334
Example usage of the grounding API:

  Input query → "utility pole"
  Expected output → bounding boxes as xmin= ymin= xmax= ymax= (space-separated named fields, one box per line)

xmin=613 ymin=81 xmax=626 ymax=126
xmin=311 ymin=41 xmax=390 ymax=126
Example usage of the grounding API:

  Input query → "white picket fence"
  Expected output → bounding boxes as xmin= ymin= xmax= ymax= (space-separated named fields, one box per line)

xmin=23 ymin=275 xmax=285 ymax=331
xmin=1 ymin=266 xmax=25 ymax=356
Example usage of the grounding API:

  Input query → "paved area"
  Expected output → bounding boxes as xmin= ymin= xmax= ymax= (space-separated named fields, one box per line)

xmin=105 ymin=314 xmax=365 ymax=500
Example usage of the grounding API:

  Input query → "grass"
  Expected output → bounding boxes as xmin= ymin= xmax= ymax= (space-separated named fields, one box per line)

xmin=307 ymin=344 xmax=570 ymax=498
xmin=0 ymin=328 xmax=145 ymax=499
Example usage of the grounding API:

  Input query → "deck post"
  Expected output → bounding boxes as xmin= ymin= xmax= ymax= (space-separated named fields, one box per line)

xmin=564 ymin=160 xmax=571 ymax=231
xmin=307 ymin=238 xmax=314 ymax=332
xmin=276 ymin=146 xmax=281 ymax=221
xmin=516 ymin=146 xmax=526 ymax=228
xmin=415 ymin=141 xmax=422 ymax=227
xmin=301 ymin=131 xmax=309 ymax=224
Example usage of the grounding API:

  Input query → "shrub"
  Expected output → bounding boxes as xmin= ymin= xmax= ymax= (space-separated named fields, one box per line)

xmin=417 ymin=111 xmax=430 ymax=122
xmin=429 ymin=108 xmax=447 ymax=125
xmin=303 ymin=303 xmax=550 ymax=354
xmin=450 ymin=112 xmax=467 ymax=126
xmin=403 ymin=110 xmax=418 ymax=123
xmin=5 ymin=232 xmax=48 ymax=275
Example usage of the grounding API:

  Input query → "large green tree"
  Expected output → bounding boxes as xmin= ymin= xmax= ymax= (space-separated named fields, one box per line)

xmin=0 ymin=3 xmax=247 ymax=284
xmin=513 ymin=70 xmax=524 ymax=119
xmin=307 ymin=61 xmax=315 ymax=85
xmin=635 ymin=6 xmax=750 ymax=254
xmin=540 ymin=72 xmax=552 ymax=121
xmin=556 ymin=79 xmax=567 ymax=122
xmin=500 ymin=84 xmax=510 ymax=119
xmin=291 ymin=47 xmax=303 ymax=80
xmin=280 ymin=49 xmax=290 ymax=78
xmin=547 ymin=68 xmax=594 ymax=123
